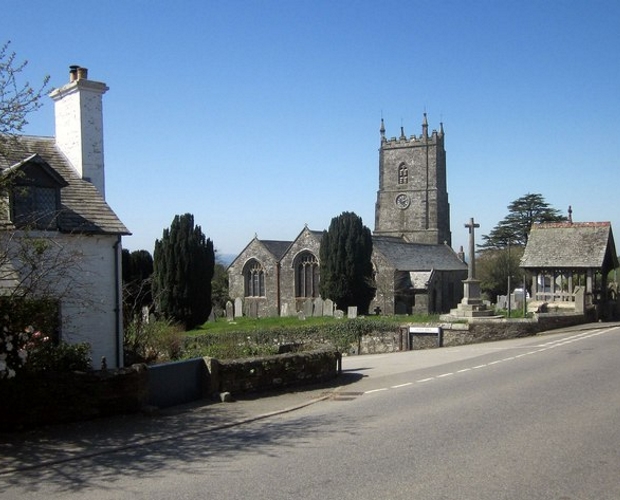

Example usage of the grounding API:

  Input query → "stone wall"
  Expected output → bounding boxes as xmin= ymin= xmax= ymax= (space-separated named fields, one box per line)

xmin=207 ymin=348 xmax=340 ymax=395
xmin=0 ymin=364 xmax=148 ymax=430
xmin=438 ymin=312 xmax=588 ymax=347
xmin=349 ymin=312 xmax=590 ymax=354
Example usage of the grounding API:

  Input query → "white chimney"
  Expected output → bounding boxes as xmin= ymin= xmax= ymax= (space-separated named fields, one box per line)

xmin=50 ymin=66 xmax=109 ymax=198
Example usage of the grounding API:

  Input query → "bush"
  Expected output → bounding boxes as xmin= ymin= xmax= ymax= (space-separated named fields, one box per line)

xmin=124 ymin=318 xmax=184 ymax=365
xmin=1 ymin=325 xmax=91 ymax=379
xmin=25 ymin=340 xmax=91 ymax=373
xmin=184 ymin=317 xmax=403 ymax=359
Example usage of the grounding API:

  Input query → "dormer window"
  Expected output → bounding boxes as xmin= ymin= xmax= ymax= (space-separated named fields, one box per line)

xmin=4 ymin=154 xmax=67 ymax=230
xmin=13 ymin=185 xmax=60 ymax=229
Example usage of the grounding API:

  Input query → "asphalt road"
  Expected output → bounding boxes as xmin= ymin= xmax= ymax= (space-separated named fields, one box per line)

xmin=2 ymin=324 xmax=620 ymax=499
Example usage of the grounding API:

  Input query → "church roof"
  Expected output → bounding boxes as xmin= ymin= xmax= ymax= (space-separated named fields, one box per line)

xmin=372 ymin=236 xmax=467 ymax=271
xmin=0 ymin=135 xmax=130 ymax=235
xmin=520 ymin=222 xmax=618 ymax=270
xmin=261 ymin=240 xmax=293 ymax=260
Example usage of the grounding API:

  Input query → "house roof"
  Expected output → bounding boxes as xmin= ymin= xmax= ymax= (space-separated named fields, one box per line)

xmin=0 ymin=135 xmax=130 ymax=235
xmin=520 ymin=222 xmax=618 ymax=270
xmin=372 ymin=236 xmax=467 ymax=271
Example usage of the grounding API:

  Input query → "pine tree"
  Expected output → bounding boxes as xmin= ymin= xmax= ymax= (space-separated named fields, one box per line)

xmin=480 ymin=193 xmax=566 ymax=248
xmin=319 ymin=212 xmax=375 ymax=314
xmin=153 ymin=214 xmax=215 ymax=330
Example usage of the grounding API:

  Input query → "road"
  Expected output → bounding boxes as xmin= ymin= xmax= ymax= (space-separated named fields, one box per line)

xmin=2 ymin=324 xmax=620 ymax=499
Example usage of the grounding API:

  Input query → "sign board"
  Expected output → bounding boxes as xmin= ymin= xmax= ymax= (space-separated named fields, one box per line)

xmin=409 ymin=326 xmax=443 ymax=348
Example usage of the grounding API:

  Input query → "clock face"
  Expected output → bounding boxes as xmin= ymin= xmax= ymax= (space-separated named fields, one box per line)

xmin=395 ymin=193 xmax=410 ymax=209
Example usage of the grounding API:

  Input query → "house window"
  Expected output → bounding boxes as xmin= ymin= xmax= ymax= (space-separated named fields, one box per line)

xmin=12 ymin=185 xmax=59 ymax=229
xmin=398 ymin=164 xmax=408 ymax=185
xmin=295 ymin=252 xmax=319 ymax=298
xmin=244 ymin=259 xmax=265 ymax=297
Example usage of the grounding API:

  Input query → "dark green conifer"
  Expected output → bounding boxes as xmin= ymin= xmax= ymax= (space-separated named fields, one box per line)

xmin=153 ymin=214 xmax=215 ymax=330
xmin=319 ymin=212 xmax=375 ymax=314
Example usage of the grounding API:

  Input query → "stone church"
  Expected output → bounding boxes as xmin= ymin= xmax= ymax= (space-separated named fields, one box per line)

xmin=228 ymin=114 xmax=467 ymax=317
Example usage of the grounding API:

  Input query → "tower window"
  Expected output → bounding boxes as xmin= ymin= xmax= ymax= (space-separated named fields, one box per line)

xmin=244 ymin=259 xmax=265 ymax=297
xmin=398 ymin=164 xmax=408 ymax=185
xmin=295 ymin=251 xmax=319 ymax=298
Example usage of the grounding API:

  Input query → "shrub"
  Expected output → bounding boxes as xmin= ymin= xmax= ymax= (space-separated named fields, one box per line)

xmin=124 ymin=318 xmax=184 ymax=365
xmin=1 ymin=325 xmax=91 ymax=379
xmin=184 ymin=317 xmax=403 ymax=359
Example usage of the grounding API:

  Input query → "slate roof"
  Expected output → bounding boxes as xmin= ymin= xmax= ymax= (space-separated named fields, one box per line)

xmin=261 ymin=240 xmax=293 ymax=260
xmin=263 ymin=228 xmax=323 ymax=262
xmin=0 ymin=135 xmax=130 ymax=235
xmin=520 ymin=222 xmax=618 ymax=270
xmin=372 ymin=236 xmax=467 ymax=271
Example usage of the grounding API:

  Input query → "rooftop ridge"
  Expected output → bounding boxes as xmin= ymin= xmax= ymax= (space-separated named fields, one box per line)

xmin=535 ymin=221 xmax=611 ymax=229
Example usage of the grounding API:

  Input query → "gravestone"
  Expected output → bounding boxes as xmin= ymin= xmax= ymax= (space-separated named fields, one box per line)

xmin=247 ymin=300 xmax=259 ymax=318
xmin=280 ymin=302 xmax=289 ymax=317
xmin=347 ymin=306 xmax=358 ymax=319
xmin=303 ymin=298 xmax=314 ymax=318
xmin=234 ymin=297 xmax=243 ymax=318
xmin=313 ymin=298 xmax=324 ymax=317
xmin=334 ymin=309 xmax=345 ymax=319
xmin=323 ymin=299 xmax=334 ymax=316
xmin=297 ymin=310 xmax=306 ymax=321
xmin=226 ymin=301 xmax=234 ymax=321
xmin=141 ymin=306 xmax=150 ymax=324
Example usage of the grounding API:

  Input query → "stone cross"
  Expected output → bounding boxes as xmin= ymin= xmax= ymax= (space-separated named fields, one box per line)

xmin=464 ymin=217 xmax=480 ymax=280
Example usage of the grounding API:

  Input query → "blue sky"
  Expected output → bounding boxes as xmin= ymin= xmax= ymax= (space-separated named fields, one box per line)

xmin=4 ymin=0 xmax=620 ymax=259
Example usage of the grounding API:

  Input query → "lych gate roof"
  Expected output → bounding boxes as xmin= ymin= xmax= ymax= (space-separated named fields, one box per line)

xmin=372 ymin=236 xmax=467 ymax=271
xmin=0 ymin=135 xmax=130 ymax=235
xmin=520 ymin=222 xmax=618 ymax=270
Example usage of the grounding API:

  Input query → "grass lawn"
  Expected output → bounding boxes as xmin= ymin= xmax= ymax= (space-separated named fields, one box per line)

xmin=186 ymin=314 xmax=439 ymax=337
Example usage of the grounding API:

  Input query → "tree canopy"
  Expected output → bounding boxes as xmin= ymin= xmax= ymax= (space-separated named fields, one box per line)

xmin=480 ymin=193 xmax=566 ymax=248
xmin=122 ymin=249 xmax=154 ymax=324
xmin=153 ymin=214 xmax=215 ymax=330
xmin=319 ymin=212 xmax=375 ymax=314
xmin=0 ymin=41 xmax=49 ymax=144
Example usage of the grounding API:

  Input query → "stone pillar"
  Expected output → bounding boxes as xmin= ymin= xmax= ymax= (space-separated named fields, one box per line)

xmin=461 ymin=217 xmax=482 ymax=305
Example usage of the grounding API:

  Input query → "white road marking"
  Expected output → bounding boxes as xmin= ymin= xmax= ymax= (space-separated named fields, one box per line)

xmin=359 ymin=328 xmax=615 ymax=397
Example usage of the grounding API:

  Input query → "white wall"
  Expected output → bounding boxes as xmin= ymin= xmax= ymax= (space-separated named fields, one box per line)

xmin=1 ymin=231 xmax=123 ymax=369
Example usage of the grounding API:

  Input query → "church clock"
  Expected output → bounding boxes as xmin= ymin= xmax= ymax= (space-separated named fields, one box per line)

xmin=395 ymin=193 xmax=410 ymax=209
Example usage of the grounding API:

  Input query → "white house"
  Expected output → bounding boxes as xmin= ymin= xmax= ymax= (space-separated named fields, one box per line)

xmin=0 ymin=66 xmax=130 ymax=369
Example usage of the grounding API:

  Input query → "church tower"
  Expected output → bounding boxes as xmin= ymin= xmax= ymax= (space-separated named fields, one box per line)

xmin=374 ymin=113 xmax=451 ymax=246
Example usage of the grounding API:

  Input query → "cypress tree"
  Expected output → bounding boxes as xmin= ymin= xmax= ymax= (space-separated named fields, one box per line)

xmin=153 ymin=214 xmax=215 ymax=330
xmin=319 ymin=211 xmax=375 ymax=314
xmin=122 ymin=249 xmax=154 ymax=323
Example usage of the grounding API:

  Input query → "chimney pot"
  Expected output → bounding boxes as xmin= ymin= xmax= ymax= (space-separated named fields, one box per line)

xmin=77 ymin=67 xmax=88 ymax=80
xmin=69 ymin=65 xmax=79 ymax=82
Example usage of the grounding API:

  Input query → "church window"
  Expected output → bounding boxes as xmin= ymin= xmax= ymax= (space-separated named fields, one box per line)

xmin=244 ymin=259 xmax=265 ymax=297
xmin=295 ymin=252 xmax=319 ymax=298
xmin=398 ymin=164 xmax=408 ymax=185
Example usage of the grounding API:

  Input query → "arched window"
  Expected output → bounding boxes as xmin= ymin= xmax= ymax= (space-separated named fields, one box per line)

xmin=244 ymin=259 xmax=265 ymax=297
xmin=398 ymin=163 xmax=408 ymax=185
xmin=295 ymin=252 xmax=319 ymax=298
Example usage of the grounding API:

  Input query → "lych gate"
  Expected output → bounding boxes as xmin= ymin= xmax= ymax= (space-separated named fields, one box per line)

xmin=520 ymin=221 xmax=619 ymax=319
